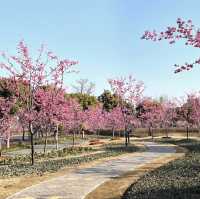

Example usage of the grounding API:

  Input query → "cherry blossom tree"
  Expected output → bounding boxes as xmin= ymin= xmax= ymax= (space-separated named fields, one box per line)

xmin=177 ymin=94 xmax=200 ymax=138
xmin=161 ymin=100 xmax=177 ymax=137
xmin=86 ymin=104 xmax=106 ymax=136
xmin=104 ymin=106 xmax=124 ymax=137
xmin=0 ymin=97 xmax=17 ymax=155
xmin=175 ymin=96 xmax=195 ymax=139
xmin=188 ymin=93 xmax=200 ymax=132
xmin=142 ymin=18 xmax=200 ymax=73
xmin=137 ymin=98 xmax=169 ymax=138
xmin=108 ymin=75 xmax=144 ymax=145
xmin=61 ymin=98 xmax=83 ymax=146
xmin=18 ymin=110 xmax=28 ymax=141
xmin=34 ymin=87 xmax=68 ymax=152
xmin=0 ymin=41 xmax=78 ymax=164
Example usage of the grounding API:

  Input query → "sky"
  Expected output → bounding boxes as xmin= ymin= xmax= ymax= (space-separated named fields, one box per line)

xmin=0 ymin=0 xmax=200 ymax=98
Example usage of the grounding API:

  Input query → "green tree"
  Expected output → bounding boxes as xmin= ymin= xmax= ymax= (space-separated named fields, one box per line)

xmin=67 ymin=93 xmax=98 ymax=110
xmin=98 ymin=90 xmax=118 ymax=112
xmin=0 ymin=78 xmax=27 ymax=114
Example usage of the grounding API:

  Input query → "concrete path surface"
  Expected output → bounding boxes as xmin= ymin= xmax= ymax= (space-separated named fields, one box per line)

xmin=6 ymin=142 xmax=176 ymax=199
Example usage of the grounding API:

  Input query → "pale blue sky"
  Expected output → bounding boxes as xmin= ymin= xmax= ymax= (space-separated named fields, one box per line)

xmin=0 ymin=0 xmax=200 ymax=98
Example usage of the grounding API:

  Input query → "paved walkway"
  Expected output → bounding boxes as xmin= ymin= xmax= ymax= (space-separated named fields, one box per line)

xmin=6 ymin=142 xmax=176 ymax=199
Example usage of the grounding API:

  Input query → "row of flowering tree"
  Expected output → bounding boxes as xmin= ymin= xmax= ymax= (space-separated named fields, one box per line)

xmin=1 ymin=40 xmax=200 ymax=165
xmin=1 ymin=74 xmax=200 ymax=160
xmin=141 ymin=17 xmax=200 ymax=138
xmin=87 ymin=92 xmax=200 ymax=141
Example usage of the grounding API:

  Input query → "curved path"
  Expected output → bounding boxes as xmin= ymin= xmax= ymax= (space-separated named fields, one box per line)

xmin=6 ymin=142 xmax=176 ymax=199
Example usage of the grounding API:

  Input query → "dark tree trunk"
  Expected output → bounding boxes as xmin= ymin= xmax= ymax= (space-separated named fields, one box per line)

xmin=22 ymin=127 xmax=25 ymax=141
xmin=30 ymin=123 xmax=34 ymax=165
xmin=125 ymin=134 xmax=128 ymax=147
xmin=165 ymin=128 xmax=169 ymax=138
xmin=186 ymin=126 xmax=189 ymax=140
xmin=125 ymin=129 xmax=128 ymax=147
xmin=128 ymin=131 xmax=130 ymax=144
xmin=148 ymin=127 xmax=152 ymax=137
xmin=6 ymin=138 xmax=10 ymax=149
xmin=151 ymin=128 xmax=154 ymax=140
xmin=81 ymin=129 xmax=85 ymax=139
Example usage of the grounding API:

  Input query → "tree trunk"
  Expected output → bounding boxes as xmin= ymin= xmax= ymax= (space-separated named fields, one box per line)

xmin=36 ymin=131 xmax=39 ymax=139
xmin=198 ymin=123 xmax=200 ymax=134
xmin=165 ymin=128 xmax=169 ymax=138
xmin=186 ymin=126 xmax=189 ymax=140
xmin=30 ymin=123 xmax=34 ymax=165
xmin=151 ymin=128 xmax=154 ymax=140
xmin=0 ymin=138 xmax=2 ymax=157
xmin=81 ymin=130 xmax=85 ymax=139
xmin=112 ymin=128 xmax=115 ymax=138
xmin=97 ymin=129 xmax=99 ymax=137
xmin=22 ymin=127 xmax=25 ymax=141
xmin=55 ymin=124 xmax=59 ymax=150
xmin=125 ymin=133 xmax=128 ymax=147
xmin=148 ymin=127 xmax=152 ymax=137
xmin=44 ymin=132 xmax=48 ymax=154
xmin=6 ymin=138 xmax=10 ymax=149
xmin=128 ymin=131 xmax=130 ymax=144
xmin=72 ymin=131 xmax=75 ymax=147
xmin=125 ymin=128 xmax=128 ymax=147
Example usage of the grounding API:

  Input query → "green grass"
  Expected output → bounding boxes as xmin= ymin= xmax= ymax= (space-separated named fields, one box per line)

xmin=123 ymin=138 xmax=200 ymax=199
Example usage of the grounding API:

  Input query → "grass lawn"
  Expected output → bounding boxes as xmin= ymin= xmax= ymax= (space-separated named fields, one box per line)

xmin=123 ymin=138 xmax=200 ymax=199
